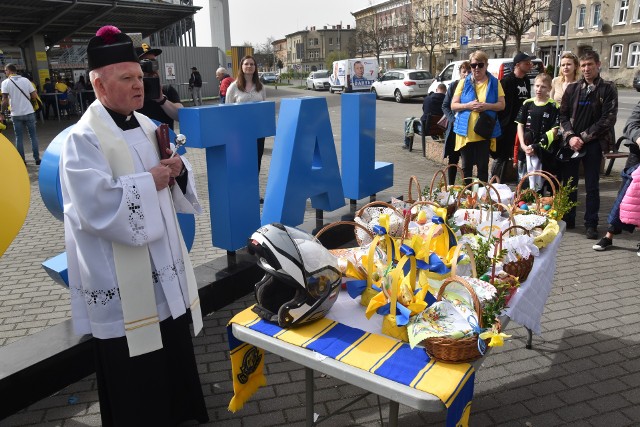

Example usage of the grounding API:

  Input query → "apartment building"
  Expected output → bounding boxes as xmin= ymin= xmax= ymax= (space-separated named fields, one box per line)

xmin=284 ymin=25 xmax=356 ymax=73
xmin=353 ymin=0 xmax=639 ymax=84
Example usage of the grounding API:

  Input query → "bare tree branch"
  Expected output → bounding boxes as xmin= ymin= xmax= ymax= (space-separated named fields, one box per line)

xmin=464 ymin=0 xmax=551 ymax=53
xmin=411 ymin=0 xmax=443 ymax=73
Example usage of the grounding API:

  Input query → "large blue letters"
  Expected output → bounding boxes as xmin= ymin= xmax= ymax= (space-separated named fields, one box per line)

xmin=340 ymin=93 xmax=393 ymax=199
xmin=179 ymin=102 xmax=276 ymax=251
xmin=261 ymin=97 xmax=345 ymax=225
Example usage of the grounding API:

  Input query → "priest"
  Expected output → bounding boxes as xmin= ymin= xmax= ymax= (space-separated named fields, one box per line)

xmin=59 ymin=25 xmax=208 ymax=426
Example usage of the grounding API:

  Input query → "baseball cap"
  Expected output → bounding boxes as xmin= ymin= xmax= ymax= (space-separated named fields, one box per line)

xmin=513 ymin=52 xmax=536 ymax=65
xmin=135 ymin=42 xmax=162 ymax=59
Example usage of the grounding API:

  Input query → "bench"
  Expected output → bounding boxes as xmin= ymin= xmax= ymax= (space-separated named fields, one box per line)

xmin=408 ymin=114 xmax=445 ymax=157
xmin=603 ymin=136 xmax=630 ymax=176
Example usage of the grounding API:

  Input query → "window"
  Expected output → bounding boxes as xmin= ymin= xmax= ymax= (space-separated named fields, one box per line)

xmin=615 ymin=0 xmax=629 ymax=24
xmin=629 ymin=42 xmax=640 ymax=67
xmin=453 ymin=0 xmax=458 ymax=14
xmin=329 ymin=38 xmax=332 ymax=45
xmin=577 ymin=5 xmax=586 ymax=28
xmin=611 ymin=44 xmax=623 ymax=67
xmin=592 ymin=3 xmax=602 ymax=27
xmin=468 ymin=0 xmax=473 ymax=10
xmin=452 ymin=27 xmax=457 ymax=41
xmin=634 ymin=0 xmax=640 ymax=21
xmin=436 ymin=4 xmax=441 ymax=17
xmin=444 ymin=29 xmax=449 ymax=42
xmin=444 ymin=1 xmax=449 ymax=15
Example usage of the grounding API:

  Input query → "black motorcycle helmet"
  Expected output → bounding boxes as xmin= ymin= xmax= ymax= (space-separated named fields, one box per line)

xmin=248 ymin=223 xmax=341 ymax=327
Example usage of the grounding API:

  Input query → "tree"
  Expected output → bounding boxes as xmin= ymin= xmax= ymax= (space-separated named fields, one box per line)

xmin=254 ymin=37 xmax=276 ymax=71
xmin=354 ymin=13 xmax=385 ymax=63
xmin=464 ymin=0 xmax=550 ymax=54
xmin=411 ymin=0 xmax=443 ymax=74
xmin=325 ymin=50 xmax=349 ymax=70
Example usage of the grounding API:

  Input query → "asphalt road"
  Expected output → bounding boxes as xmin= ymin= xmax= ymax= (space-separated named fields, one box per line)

xmin=270 ymin=85 xmax=639 ymax=152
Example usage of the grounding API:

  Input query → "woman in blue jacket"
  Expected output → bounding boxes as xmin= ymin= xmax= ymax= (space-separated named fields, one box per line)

xmin=451 ymin=50 xmax=505 ymax=183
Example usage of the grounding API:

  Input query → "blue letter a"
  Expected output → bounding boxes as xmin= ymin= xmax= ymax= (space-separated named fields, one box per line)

xmin=261 ymin=97 xmax=345 ymax=226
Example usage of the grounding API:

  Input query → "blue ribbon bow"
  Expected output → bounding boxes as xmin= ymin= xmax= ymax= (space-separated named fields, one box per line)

xmin=468 ymin=315 xmax=487 ymax=355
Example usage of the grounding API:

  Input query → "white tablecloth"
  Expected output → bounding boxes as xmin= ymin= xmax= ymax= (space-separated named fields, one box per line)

xmin=505 ymin=223 xmax=565 ymax=335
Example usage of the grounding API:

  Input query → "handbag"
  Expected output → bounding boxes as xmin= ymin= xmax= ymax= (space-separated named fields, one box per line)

xmin=474 ymin=112 xmax=496 ymax=140
xmin=436 ymin=115 xmax=448 ymax=130
xmin=470 ymin=79 xmax=496 ymax=140
xmin=9 ymin=78 xmax=42 ymax=112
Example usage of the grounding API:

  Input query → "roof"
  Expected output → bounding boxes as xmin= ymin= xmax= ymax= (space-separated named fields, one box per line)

xmin=1 ymin=0 xmax=200 ymax=47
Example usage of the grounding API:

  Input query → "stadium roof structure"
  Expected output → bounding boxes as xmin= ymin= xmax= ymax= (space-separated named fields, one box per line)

xmin=1 ymin=0 xmax=200 ymax=47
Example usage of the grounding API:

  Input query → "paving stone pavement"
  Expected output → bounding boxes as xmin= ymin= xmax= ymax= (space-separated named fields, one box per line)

xmin=1 ymin=92 xmax=639 ymax=426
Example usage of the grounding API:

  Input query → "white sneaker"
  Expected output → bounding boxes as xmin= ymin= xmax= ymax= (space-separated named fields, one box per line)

xmin=637 ymin=243 xmax=640 ymax=257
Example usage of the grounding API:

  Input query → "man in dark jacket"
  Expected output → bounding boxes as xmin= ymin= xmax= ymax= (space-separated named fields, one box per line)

xmin=492 ymin=52 xmax=534 ymax=182
xmin=136 ymin=44 xmax=183 ymax=130
xmin=422 ymin=83 xmax=446 ymax=122
xmin=189 ymin=67 xmax=203 ymax=106
xmin=403 ymin=84 xmax=446 ymax=149
xmin=559 ymin=50 xmax=618 ymax=239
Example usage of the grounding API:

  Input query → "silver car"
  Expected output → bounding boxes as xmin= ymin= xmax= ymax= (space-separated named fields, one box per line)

xmin=371 ymin=69 xmax=434 ymax=103
xmin=306 ymin=70 xmax=331 ymax=91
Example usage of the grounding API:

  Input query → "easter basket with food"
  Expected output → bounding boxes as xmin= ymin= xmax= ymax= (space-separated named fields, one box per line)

xmin=391 ymin=175 xmax=424 ymax=212
xmin=426 ymin=166 xmax=466 ymax=219
xmin=415 ymin=276 xmax=507 ymax=363
xmin=366 ymin=245 xmax=431 ymax=342
xmin=492 ymin=225 xmax=539 ymax=282
xmin=354 ymin=201 xmax=405 ymax=245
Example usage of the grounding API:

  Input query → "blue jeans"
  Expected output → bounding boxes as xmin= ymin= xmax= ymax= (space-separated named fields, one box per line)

xmin=12 ymin=113 xmax=40 ymax=163
xmin=607 ymin=163 xmax=640 ymax=233
xmin=558 ymin=141 xmax=602 ymax=228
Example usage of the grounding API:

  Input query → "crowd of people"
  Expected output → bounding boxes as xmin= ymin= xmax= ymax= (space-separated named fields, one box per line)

xmin=413 ymin=49 xmax=639 ymax=253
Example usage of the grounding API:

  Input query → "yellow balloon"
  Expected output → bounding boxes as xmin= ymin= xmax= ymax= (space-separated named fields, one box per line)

xmin=0 ymin=134 xmax=30 ymax=256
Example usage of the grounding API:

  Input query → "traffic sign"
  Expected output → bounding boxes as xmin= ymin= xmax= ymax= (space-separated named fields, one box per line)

xmin=460 ymin=36 xmax=469 ymax=46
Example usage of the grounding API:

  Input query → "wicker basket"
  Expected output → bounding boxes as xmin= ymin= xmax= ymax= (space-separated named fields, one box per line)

xmin=515 ymin=171 xmax=559 ymax=216
xmin=354 ymin=201 xmax=404 ymax=245
xmin=423 ymin=276 xmax=495 ymax=363
xmin=428 ymin=168 xmax=465 ymax=218
xmin=492 ymin=225 xmax=535 ymax=282
xmin=406 ymin=175 xmax=424 ymax=205
xmin=315 ymin=220 xmax=375 ymax=248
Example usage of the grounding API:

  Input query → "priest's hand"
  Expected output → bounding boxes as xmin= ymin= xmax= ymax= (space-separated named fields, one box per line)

xmin=160 ymin=150 xmax=184 ymax=177
xmin=150 ymin=165 xmax=172 ymax=190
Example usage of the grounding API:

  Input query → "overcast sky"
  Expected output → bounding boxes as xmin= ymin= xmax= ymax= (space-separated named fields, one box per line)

xmin=193 ymin=0 xmax=372 ymax=47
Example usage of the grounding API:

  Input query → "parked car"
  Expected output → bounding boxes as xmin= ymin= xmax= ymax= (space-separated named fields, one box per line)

xmin=261 ymin=72 xmax=278 ymax=83
xmin=371 ymin=69 xmax=434 ymax=102
xmin=427 ymin=57 xmax=544 ymax=93
xmin=634 ymin=69 xmax=640 ymax=92
xmin=306 ymin=70 xmax=331 ymax=91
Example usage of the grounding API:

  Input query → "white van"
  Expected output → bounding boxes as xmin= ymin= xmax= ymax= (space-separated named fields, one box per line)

xmin=329 ymin=58 xmax=379 ymax=93
xmin=427 ymin=57 xmax=544 ymax=93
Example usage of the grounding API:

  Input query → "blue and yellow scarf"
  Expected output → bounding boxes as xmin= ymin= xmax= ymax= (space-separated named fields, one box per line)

xmin=228 ymin=307 xmax=474 ymax=426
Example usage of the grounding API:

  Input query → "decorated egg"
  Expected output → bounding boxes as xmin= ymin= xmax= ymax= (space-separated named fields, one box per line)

xmin=521 ymin=204 xmax=529 ymax=211
xmin=543 ymin=204 xmax=551 ymax=211
xmin=416 ymin=210 xmax=427 ymax=225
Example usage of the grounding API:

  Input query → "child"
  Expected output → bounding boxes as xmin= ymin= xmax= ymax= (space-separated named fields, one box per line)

xmin=515 ymin=73 xmax=559 ymax=191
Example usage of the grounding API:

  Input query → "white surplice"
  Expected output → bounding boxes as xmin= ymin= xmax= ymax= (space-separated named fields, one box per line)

xmin=60 ymin=100 xmax=203 ymax=351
